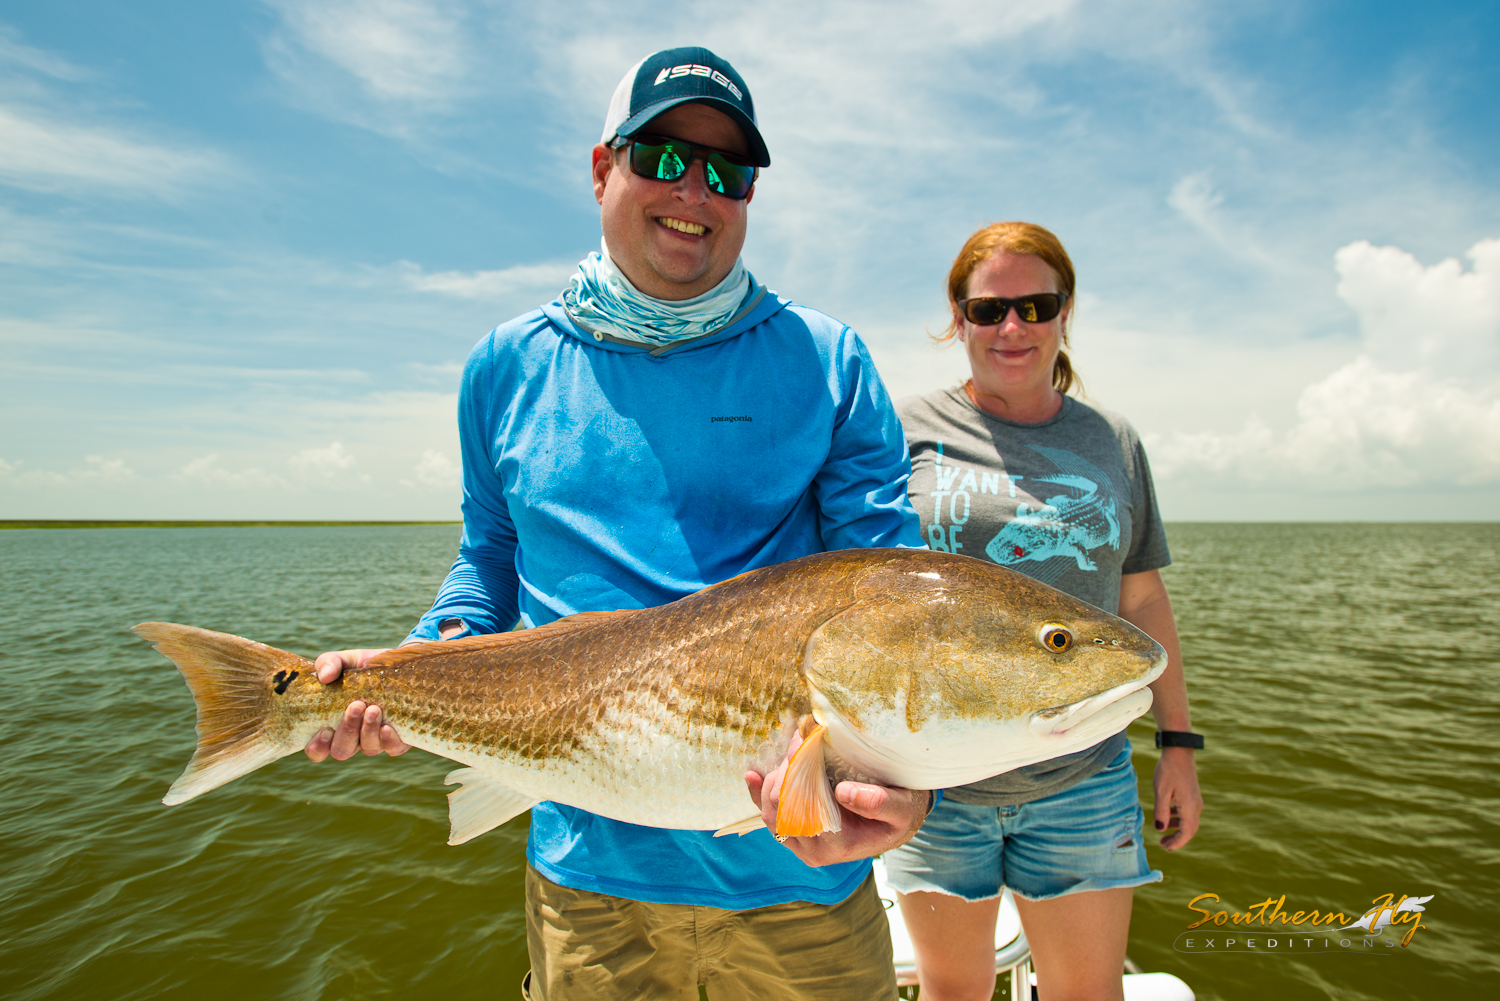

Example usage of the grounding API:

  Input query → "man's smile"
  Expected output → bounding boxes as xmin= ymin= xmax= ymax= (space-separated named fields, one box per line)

xmin=656 ymin=216 xmax=707 ymax=236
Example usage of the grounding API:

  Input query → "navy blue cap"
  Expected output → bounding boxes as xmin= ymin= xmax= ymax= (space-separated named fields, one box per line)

xmin=601 ymin=47 xmax=769 ymax=167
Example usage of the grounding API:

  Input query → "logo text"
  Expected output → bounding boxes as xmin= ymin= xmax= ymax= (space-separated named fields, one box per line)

xmin=654 ymin=64 xmax=744 ymax=101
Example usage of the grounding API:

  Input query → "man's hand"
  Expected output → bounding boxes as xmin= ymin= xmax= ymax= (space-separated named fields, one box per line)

xmin=744 ymin=727 xmax=931 ymax=867
xmin=303 ymin=649 xmax=411 ymax=762
xmin=1152 ymin=746 xmax=1203 ymax=850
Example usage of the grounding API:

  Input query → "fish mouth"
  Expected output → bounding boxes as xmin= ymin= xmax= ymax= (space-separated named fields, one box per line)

xmin=1028 ymin=653 xmax=1168 ymax=739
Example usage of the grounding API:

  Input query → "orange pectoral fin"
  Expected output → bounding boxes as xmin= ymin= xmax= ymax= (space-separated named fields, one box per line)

xmin=774 ymin=724 xmax=844 ymax=838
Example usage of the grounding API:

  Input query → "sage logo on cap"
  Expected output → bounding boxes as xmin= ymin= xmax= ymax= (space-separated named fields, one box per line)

xmin=653 ymin=63 xmax=744 ymax=101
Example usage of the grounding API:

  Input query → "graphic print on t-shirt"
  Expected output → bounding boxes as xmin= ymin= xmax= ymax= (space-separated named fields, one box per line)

xmin=983 ymin=445 xmax=1122 ymax=586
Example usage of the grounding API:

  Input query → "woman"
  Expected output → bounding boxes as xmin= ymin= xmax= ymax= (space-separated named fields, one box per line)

xmin=884 ymin=222 xmax=1203 ymax=1001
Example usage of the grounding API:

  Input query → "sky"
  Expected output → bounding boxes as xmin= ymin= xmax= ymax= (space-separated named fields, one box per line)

xmin=2 ymin=0 xmax=1498 ymax=521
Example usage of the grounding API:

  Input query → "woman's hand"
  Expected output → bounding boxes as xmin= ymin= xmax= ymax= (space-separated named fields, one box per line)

xmin=1152 ymin=746 xmax=1202 ymax=850
xmin=303 ymin=649 xmax=411 ymax=761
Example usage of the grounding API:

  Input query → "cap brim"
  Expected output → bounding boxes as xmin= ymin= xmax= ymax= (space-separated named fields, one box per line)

xmin=615 ymin=96 xmax=770 ymax=167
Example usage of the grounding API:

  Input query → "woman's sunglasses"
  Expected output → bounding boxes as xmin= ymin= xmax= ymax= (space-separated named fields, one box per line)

xmin=616 ymin=135 xmax=758 ymax=200
xmin=957 ymin=293 xmax=1068 ymax=326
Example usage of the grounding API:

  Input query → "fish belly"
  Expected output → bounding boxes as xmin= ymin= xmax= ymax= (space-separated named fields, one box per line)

xmin=406 ymin=709 xmax=791 ymax=831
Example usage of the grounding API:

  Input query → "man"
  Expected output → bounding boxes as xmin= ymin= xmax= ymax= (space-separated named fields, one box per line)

xmin=305 ymin=47 xmax=929 ymax=1000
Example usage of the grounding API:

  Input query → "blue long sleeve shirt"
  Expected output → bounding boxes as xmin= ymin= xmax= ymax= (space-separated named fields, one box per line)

xmin=406 ymin=286 xmax=924 ymax=909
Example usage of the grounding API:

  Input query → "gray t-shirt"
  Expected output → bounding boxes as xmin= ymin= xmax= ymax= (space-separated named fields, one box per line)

xmin=897 ymin=385 xmax=1171 ymax=805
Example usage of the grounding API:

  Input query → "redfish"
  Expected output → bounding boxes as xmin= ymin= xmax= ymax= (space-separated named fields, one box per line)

xmin=136 ymin=549 xmax=1165 ymax=844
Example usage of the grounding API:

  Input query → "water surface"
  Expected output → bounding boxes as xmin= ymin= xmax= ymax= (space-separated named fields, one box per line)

xmin=0 ymin=524 xmax=1494 ymax=1000
xmin=1129 ymin=523 xmax=1498 ymax=1001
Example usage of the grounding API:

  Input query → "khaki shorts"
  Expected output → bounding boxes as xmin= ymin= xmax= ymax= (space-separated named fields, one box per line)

xmin=522 ymin=864 xmax=897 ymax=1001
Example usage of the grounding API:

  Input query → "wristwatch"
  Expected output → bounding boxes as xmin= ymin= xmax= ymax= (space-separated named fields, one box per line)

xmin=1155 ymin=731 xmax=1204 ymax=750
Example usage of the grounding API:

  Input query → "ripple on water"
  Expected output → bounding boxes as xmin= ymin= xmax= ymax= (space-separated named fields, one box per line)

xmin=1 ymin=523 xmax=1496 ymax=1000
xmin=1127 ymin=523 xmax=1500 ymax=1001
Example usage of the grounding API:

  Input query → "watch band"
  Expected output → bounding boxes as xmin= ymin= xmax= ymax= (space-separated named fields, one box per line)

xmin=1155 ymin=730 xmax=1205 ymax=750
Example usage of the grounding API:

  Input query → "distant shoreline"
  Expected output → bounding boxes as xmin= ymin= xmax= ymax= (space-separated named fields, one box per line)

xmin=0 ymin=520 xmax=462 ymax=530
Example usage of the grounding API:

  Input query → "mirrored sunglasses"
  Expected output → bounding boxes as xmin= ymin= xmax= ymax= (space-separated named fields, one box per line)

xmin=957 ymin=293 xmax=1068 ymax=325
xmin=618 ymin=135 xmax=758 ymax=200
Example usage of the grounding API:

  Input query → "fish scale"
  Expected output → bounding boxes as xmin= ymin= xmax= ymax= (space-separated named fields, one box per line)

xmin=137 ymin=549 xmax=1166 ymax=844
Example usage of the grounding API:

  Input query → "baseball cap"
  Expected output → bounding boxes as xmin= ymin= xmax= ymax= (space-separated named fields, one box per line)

xmin=601 ymin=47 xmax=770 ymax=167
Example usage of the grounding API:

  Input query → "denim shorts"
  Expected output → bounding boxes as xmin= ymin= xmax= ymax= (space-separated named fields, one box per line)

xmin=883 ymin=744 xmax=1162 ymax=902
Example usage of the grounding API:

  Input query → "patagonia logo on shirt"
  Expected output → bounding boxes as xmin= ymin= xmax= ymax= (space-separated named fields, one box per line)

xmin=711 ymin=415 xmax=753 ymax=423
xmin=654 ymin=64 xmax=744 ymax=101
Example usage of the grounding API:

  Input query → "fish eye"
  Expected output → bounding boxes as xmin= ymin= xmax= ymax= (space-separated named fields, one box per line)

xmin=1039 ymin=624 xmax=1073 ymax=652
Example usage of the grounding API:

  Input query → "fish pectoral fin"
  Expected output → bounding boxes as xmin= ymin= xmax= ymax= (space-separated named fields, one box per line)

xmin=774 ymin=724 xmax=844 ymax=838
xmin=443 ymin=767 xmax=537 ymax=846
xmin=712 ymin=814 xmax=766 ymax=838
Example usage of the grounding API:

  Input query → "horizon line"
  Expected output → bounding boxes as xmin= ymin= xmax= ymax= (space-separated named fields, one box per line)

xmin=0 ymin=520 xmax=464 ymax=530
xmin=3 ymin=519 xmax=1496 ymax=531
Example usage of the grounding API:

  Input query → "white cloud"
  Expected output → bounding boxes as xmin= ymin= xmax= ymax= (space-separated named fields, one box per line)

xmin=0 ymin=454 xmax=137 ymax=487
xmin=265 ymin=0 xmax=471 ymax=105
xmin=0 ymin=30 xmax=230 ymax=199
xmin=863 ymin=325 xmax=972 ymax=404
xmin=82 ymin=455 xmax=136 ymax=481
xmin=1167 ymin=172 xmax=1224 ymax=234
xmin=1166 ymin=172 xmax=1239 ymax=259
xmin=177 ymin=454 xmax=291 ymax=490
xmin=1334 ymin=238 xmax=1500 ymax=376
xmin=514 ymin=0 xmax=1326 ymax=312
xmin=401 ymin=448 xmax=460 ymax=490
xmin=0 ymin=26 xmax=90 ymax=81
xmin=1148 ymin=238 xmax=1500 ymax=492
xmin=0 ymin=457 xmax=66 ymax=487
xmin=401 ymin=260 xmax=575 ymax=300
xmin=288 ymin=441 xmax=370 ymax=484
xmin=260 ymin=0 xmax=482 ymax=144
xmin=405 ymin=360 xmax=464 ymax=384
xmin=1165 ymin=171 xmax=1293 ymax=275
xmin=0 ymin=104 xmax=228 ymax=196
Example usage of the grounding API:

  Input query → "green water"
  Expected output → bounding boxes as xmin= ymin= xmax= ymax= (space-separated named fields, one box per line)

xmin=1 ymin=524 xmax=1495 ymax=1000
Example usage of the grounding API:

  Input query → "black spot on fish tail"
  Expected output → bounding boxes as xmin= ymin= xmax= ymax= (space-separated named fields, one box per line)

xmin=272 ymin=669 xmax=299 ymax=695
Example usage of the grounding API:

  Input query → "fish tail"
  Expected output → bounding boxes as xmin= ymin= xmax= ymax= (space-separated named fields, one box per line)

xmin=134 ymin=622 xmax=312 ymax=806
